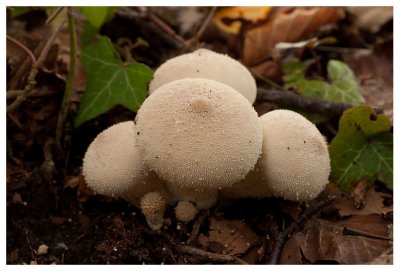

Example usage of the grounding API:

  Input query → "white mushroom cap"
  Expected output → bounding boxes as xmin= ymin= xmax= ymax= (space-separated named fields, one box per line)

xmin=82 ymin=121 xmax=168 ymax=204
xmin=140 ymin=192 xmax=166 ymax=230
xmin=136 ymin=78 xmax=263 ymax=191
xmin=175 ymin=201 xmax=198 ymax=223
xmin=259 ymin=110 xmax=331 ymax=201
xmin=149 ymin=48 xmax=257 ymax=104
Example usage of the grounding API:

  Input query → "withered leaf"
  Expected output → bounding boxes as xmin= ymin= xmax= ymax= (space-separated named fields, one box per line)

xmin=281 ymin=214 xmax=392 ymax=264
xmin=198 ymin=217 xmax=260 ymax=256
xmin=243 ymin=7 xmax=344 ymax=65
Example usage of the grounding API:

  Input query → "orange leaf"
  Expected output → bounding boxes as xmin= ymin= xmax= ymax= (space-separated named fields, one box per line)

xmin=243 ymin=7 xmax=344 ymax=65
xmin=214 ymin=6 xmax=271 ymax=34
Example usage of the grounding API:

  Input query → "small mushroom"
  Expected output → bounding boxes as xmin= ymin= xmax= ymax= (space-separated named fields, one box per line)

xmin=223 ymin=109 xmax=330 ymax=201
xmin=136 ymin=78 xmax=263 ymax=195
xmin=260 ymin=110 xmax=330 ymax=201
xmin=149 ymin=48 xmax=257 ymax=104
xmin=82 ymin=121 xmax=169 ymax=205
xmin=175 ymin=201 xmax=197 ymax=223
xmin=140 ymin=191 xmax=166 ymax=230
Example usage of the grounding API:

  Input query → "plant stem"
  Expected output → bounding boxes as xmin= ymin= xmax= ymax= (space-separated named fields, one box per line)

xmin=6 ymin=35 xmax=38 ymax=67
xmin=55 ymin=7 xmax=77 ymax=143
xmin=7 ymin=16 xmax=66 ymax=112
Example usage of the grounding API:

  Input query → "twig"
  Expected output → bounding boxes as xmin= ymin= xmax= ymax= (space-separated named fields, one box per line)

xmin=179 ymin=245 xmax=248 ymax=264
xmin=257 ymin=88 xmax=383 ymax=117
xmin=7 ymin=16 xmax=67 ymax=112
xmin=267 ymin=195 xmax=337 ymax=264
xmin=6 ymin=35 xmax=38 ymax=67
xmin=186 ymin=7 xmax=217 ymax=49
xmin=117 ymin=7 xmax=189 ymax=50
xmin=46 ymin=6 xmax=65 ymax=25
xmin=343 ymin=227 xmax=393 ymax=241
xmin=55 ymin=7 xmax=77 ymax=143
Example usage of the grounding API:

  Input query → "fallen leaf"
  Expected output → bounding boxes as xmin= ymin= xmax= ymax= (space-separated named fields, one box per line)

xmin=342 ymin=40 xmax=393 ymax=122
xmin=281 ymin=214 xmax=392 ymax=264
xmin=198 ymin=217 xmax=260 ymax=256
xmin=331 ymin=185 xmax=393 ymax=217
xmin=49 ymin=215 xmax=66 ymax=226
xmin=243 ymin=7 xmax=344 ymax=65
xmin=346 ymin=7 xmax=393 ymax=33
xmin=214 ymin=7 xmax=271 ymax=34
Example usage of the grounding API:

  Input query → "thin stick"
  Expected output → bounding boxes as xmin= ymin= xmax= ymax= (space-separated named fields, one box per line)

xmin=187 ymin=7 xmax=217 ymax=48
xmin=55 ymin=7 xmax=77 ymax=143
xmin=7 ymin=16 xmax=67 ymax=112
xmin=6 ymin=35 xmax=38 ymax=67
xmin=46 ymin=6 xmax=65 ymax=25
xmin=257 ymin=88 xmax=383 ymax=117
xmin=180 ymin=245 xmax=248 ymax=264
xmin=267 ymin=195 xmax=337 ymax=264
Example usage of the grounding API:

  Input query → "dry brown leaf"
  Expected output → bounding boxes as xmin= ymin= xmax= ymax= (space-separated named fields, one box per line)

xmin=243 ymin=7 xmax=344 ymax=65
xmin=342 ymin=40 xmax=393 ymax=122
xmin=198 ymin=217 xmax=260 ymax=256
xmin=346 ymin=7 xmax=393 ymax=33
xmin=281 ymin=214 xmax=392 ymax=264
xmin=329 ymin=184 xmax=393 ymax=217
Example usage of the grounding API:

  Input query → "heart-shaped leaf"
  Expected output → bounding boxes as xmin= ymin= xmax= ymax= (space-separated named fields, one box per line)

xmin=329 ymin=106 xmax=393 ymax=192
xmin=74 ymin=36 xmax=152 ymax=127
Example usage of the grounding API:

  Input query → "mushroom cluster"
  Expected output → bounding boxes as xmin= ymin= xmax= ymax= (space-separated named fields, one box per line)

xmin=82 ymin=48 xmax=331 ymax=230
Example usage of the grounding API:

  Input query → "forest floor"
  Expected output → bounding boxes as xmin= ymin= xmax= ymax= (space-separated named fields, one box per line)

xmin=6 ymin=7 xmax=393 ymax=264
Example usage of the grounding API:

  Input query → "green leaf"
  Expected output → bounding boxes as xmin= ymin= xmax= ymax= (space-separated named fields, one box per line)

xmin=78 ymin=7 xmax=117 ymax=29
xmin=283 ymin=59 xmax=365 ymax=104
xmin=329 ymin=106 xmax=393 ymax=192
xmin=74 ymin=36 xmax=153 ymax=127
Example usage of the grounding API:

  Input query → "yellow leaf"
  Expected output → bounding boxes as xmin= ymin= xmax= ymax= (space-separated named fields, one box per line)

xmin=214 ymin=6 xmax=271 ymax=34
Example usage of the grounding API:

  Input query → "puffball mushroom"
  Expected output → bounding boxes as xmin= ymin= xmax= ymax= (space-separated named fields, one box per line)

xmin=175 ymin=201 xmax=198 ymax=223
xmin=82 ymin=121 xmax=168 ymax=205
xmin=135 ymin=78 xmax=263 ymax=195
xmin=259 ymin=110 xmax=330 ymax=201
xmin=223 ymin=109 xmax=330 ymax=201
xmin=149 ymin=48 xmax=257 ymax=104
xmin=140 ymin=192 xmax=166 ymax=230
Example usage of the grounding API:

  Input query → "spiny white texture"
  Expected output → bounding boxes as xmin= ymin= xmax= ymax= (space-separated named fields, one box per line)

xmin=175 ymin=201 xmax=198 ymax=223
xmin=136 ymin=78 xmax=263 ymax=190
xmin=149 ymin=48 xmax=257 ymax=104
xmin=140 ymin=192 xmax=166 ymax=230
xmin=82 ymin=121 xmax=156 ymax=202
xmin=259 ymin=110 xmax=331 ymax=201
xmin=120 ymin=171 xmax=171 ymax=206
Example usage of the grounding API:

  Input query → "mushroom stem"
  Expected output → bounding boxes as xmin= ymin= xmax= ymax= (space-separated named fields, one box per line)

xmin=140 ymin=192 xmax=167 ymax=230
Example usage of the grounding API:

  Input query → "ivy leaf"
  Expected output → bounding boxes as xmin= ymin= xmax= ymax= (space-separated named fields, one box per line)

xmin=74 ymin=36 xmax=152 ymax=127
xmin=282 ymin=59 xmax=365 ymax=123
xmin=283 ymin=59 xmax=365 ymax=104
xmin=78 ymin=7 xmax=117 ymax=29
xmin=329 ymin=106 xmax=393 ymax=192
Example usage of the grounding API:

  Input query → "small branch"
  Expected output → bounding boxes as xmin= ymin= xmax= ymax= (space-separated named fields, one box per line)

xmin=179 ymin=245 xmax=248 ymax=264
xmin=267 ymin=195 xmax=337 ymax=264
xmin=46 ymin=6 xmax=65 ymax=25
xmin=7 ymin=16 xmax=67 ymax=112
xmin=257 ymin=88 xmax=383 ymax=117
xmin=55 ymin=7 xmax=77 ymax=143
xmin=7 ymin=35 xmax=38 ymax=67
xmin=6 ymin=90 xmax=25 ymax=100
xmin=343 ymin=227 xmax=393 ymax=241
xmin=186 ymin=7 xmax=217 ymax=49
